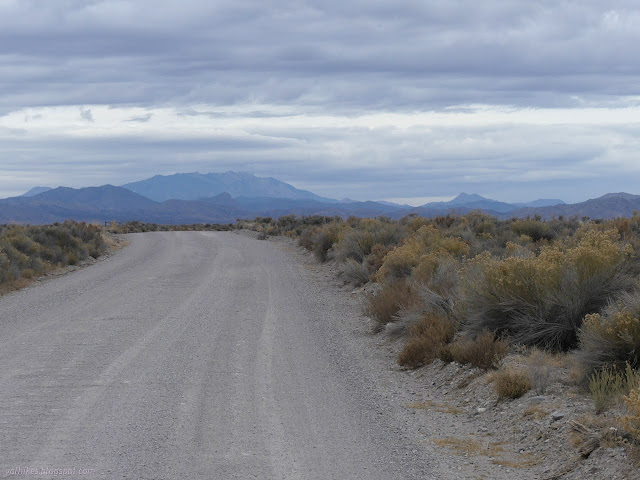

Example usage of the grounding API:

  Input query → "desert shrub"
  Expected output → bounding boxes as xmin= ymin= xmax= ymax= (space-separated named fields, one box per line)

xmin=461 ymin=229 xmax=636 ymax=351
xmin=494 ymin=368 xmax=532 ymax=399
xmin=413 ymin=255 xmax=460 ymax=299
xmin=397 ymin=313 xmax=457 ymax=369
xmin=407 ymin=310 xmax=457 ymax=342
xmin=332 ymin=219 xmax=406 ymax=263
xmin=510 ymin=219 xmax=555 ymax=242
xmin=622 ymin=388 xmax=640 ymax=440
xmin=299 ymin=222 xmax=346 ymax=262
xmin=376 ymin=225 xmax=468 ymax=282
xmin=441 ymin=330 xmax=510 ymax=370
xmin=365 ymin=243 xmax=391 ymax=276
xmin=589 ymin=364 xmax=640 ymax=414
xmin=339 ymin=259 xmax=370 ymax=287
xmin=376 ymin=236 xmax=425 ymax=280
xmin=21 ymin=268 xmax=35 ymax=279
xmin=397 ymin=337 xmax=437 ymax=369
xmin=312 ymin=229 xmax=334 ymax=262
xmin=0 ymin=250 xmax=9 ymax=283
xmin=364 ymin=280 xmax=419 ymax=330
xmin=0 ymin=221 xmax=107 ymax=286
xmin=412 ymin=253 xmax=440 ymax=285
xmin=402 ymin=215 xmax=432 ymax=232
xmin=578 ymin=292 xmax=640 ymax=373
xmin=334 ymin=229 xmax=376 ymax=262
xmin=297 ymin=227 xmax=316 ymax=250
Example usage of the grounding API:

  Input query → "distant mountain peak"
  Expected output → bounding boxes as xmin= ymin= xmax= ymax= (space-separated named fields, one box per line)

xmin=122 ymin=171 xmax=336 ymax=203
xmin=597 ymin=192 xmax=639 ymax=201
xmin=450 ymin=193 xmax=488 ymax=204
xmin=21 ymin=186 xmax=52 ymax=197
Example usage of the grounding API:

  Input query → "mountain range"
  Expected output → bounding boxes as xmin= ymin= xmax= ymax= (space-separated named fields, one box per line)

xmin=0 ymin=171 xmax=638 ymax=224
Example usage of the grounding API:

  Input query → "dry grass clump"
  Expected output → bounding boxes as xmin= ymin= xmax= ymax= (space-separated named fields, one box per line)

xmin=440 ymin=330 xmax=510 ymax=370
xmin=363 ymin=280 xmax=419 ymax=331
xmin=494 ymin=367 xmax=532 ymax=399
xmin=523 ymin=404 xmax=550 ymax=420
xmin=397 ymin=312 xmax=457 ymax=369
xmin=589 ymin=364 xmax=640 ymax=414
xmin=433 ymin=436 xmax=540 ymax=468
xmin=432 ymin=437 xmax=484 ymax=456
xmin=406 ymin=400 xmax=463 ymax=414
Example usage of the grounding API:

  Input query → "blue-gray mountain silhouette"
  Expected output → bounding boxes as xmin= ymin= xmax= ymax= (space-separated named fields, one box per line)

xmin=122 ymin=171 xmax=335 ymax=203
xmin=3 ymin=172 xmax=638 ymax=224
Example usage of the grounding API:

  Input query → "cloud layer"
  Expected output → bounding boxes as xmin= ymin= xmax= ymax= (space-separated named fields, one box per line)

xmin=1 ymin=1 xmax=639 ymax=202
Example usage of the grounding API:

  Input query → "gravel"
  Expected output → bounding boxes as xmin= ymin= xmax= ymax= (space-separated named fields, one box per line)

xmin=0 ymin=231 xmax=430 ymax=479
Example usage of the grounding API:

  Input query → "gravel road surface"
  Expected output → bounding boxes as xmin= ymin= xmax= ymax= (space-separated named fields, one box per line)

xmin=0 ymin=232 xmax=436 ymax=479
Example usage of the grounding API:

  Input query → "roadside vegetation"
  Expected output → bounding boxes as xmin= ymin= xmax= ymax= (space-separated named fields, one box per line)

xmin=0 ymin=221 xmax=107 ymax=291
xmin=239 ymin=211 xmax=640 ymax=459
xmin=105 ymin=220 xmax=233 ymax=233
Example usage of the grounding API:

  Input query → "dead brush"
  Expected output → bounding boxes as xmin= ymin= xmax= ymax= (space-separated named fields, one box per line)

xmin=439 ymin=329 xmax=510 ymax=370
xmin=494 ymin=367 xmax=532 ymax=399
xmin=570 ymin=415 xmax=635 ymax=460
xmin=397 ymin=312 xmax=457 ymax=369
xmin=364 ymin=279 xmax=420 ymax=331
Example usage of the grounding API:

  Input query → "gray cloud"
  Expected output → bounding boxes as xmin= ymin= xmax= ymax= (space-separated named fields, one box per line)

xmin=80 ymin=106 xmax=94 ymax=122
xmin=126 ymin=113 xmax=153 ymax=123
xmin=1 ymin=1 xmax=640 ymax=112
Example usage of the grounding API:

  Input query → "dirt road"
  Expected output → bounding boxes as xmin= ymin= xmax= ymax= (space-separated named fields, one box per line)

xmin=0 ymin=232 xmax=436 ymax=479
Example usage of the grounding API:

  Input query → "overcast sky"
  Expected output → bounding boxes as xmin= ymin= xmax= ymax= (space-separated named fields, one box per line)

xmin=1 ymin=0 xmax=640 ymax=204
